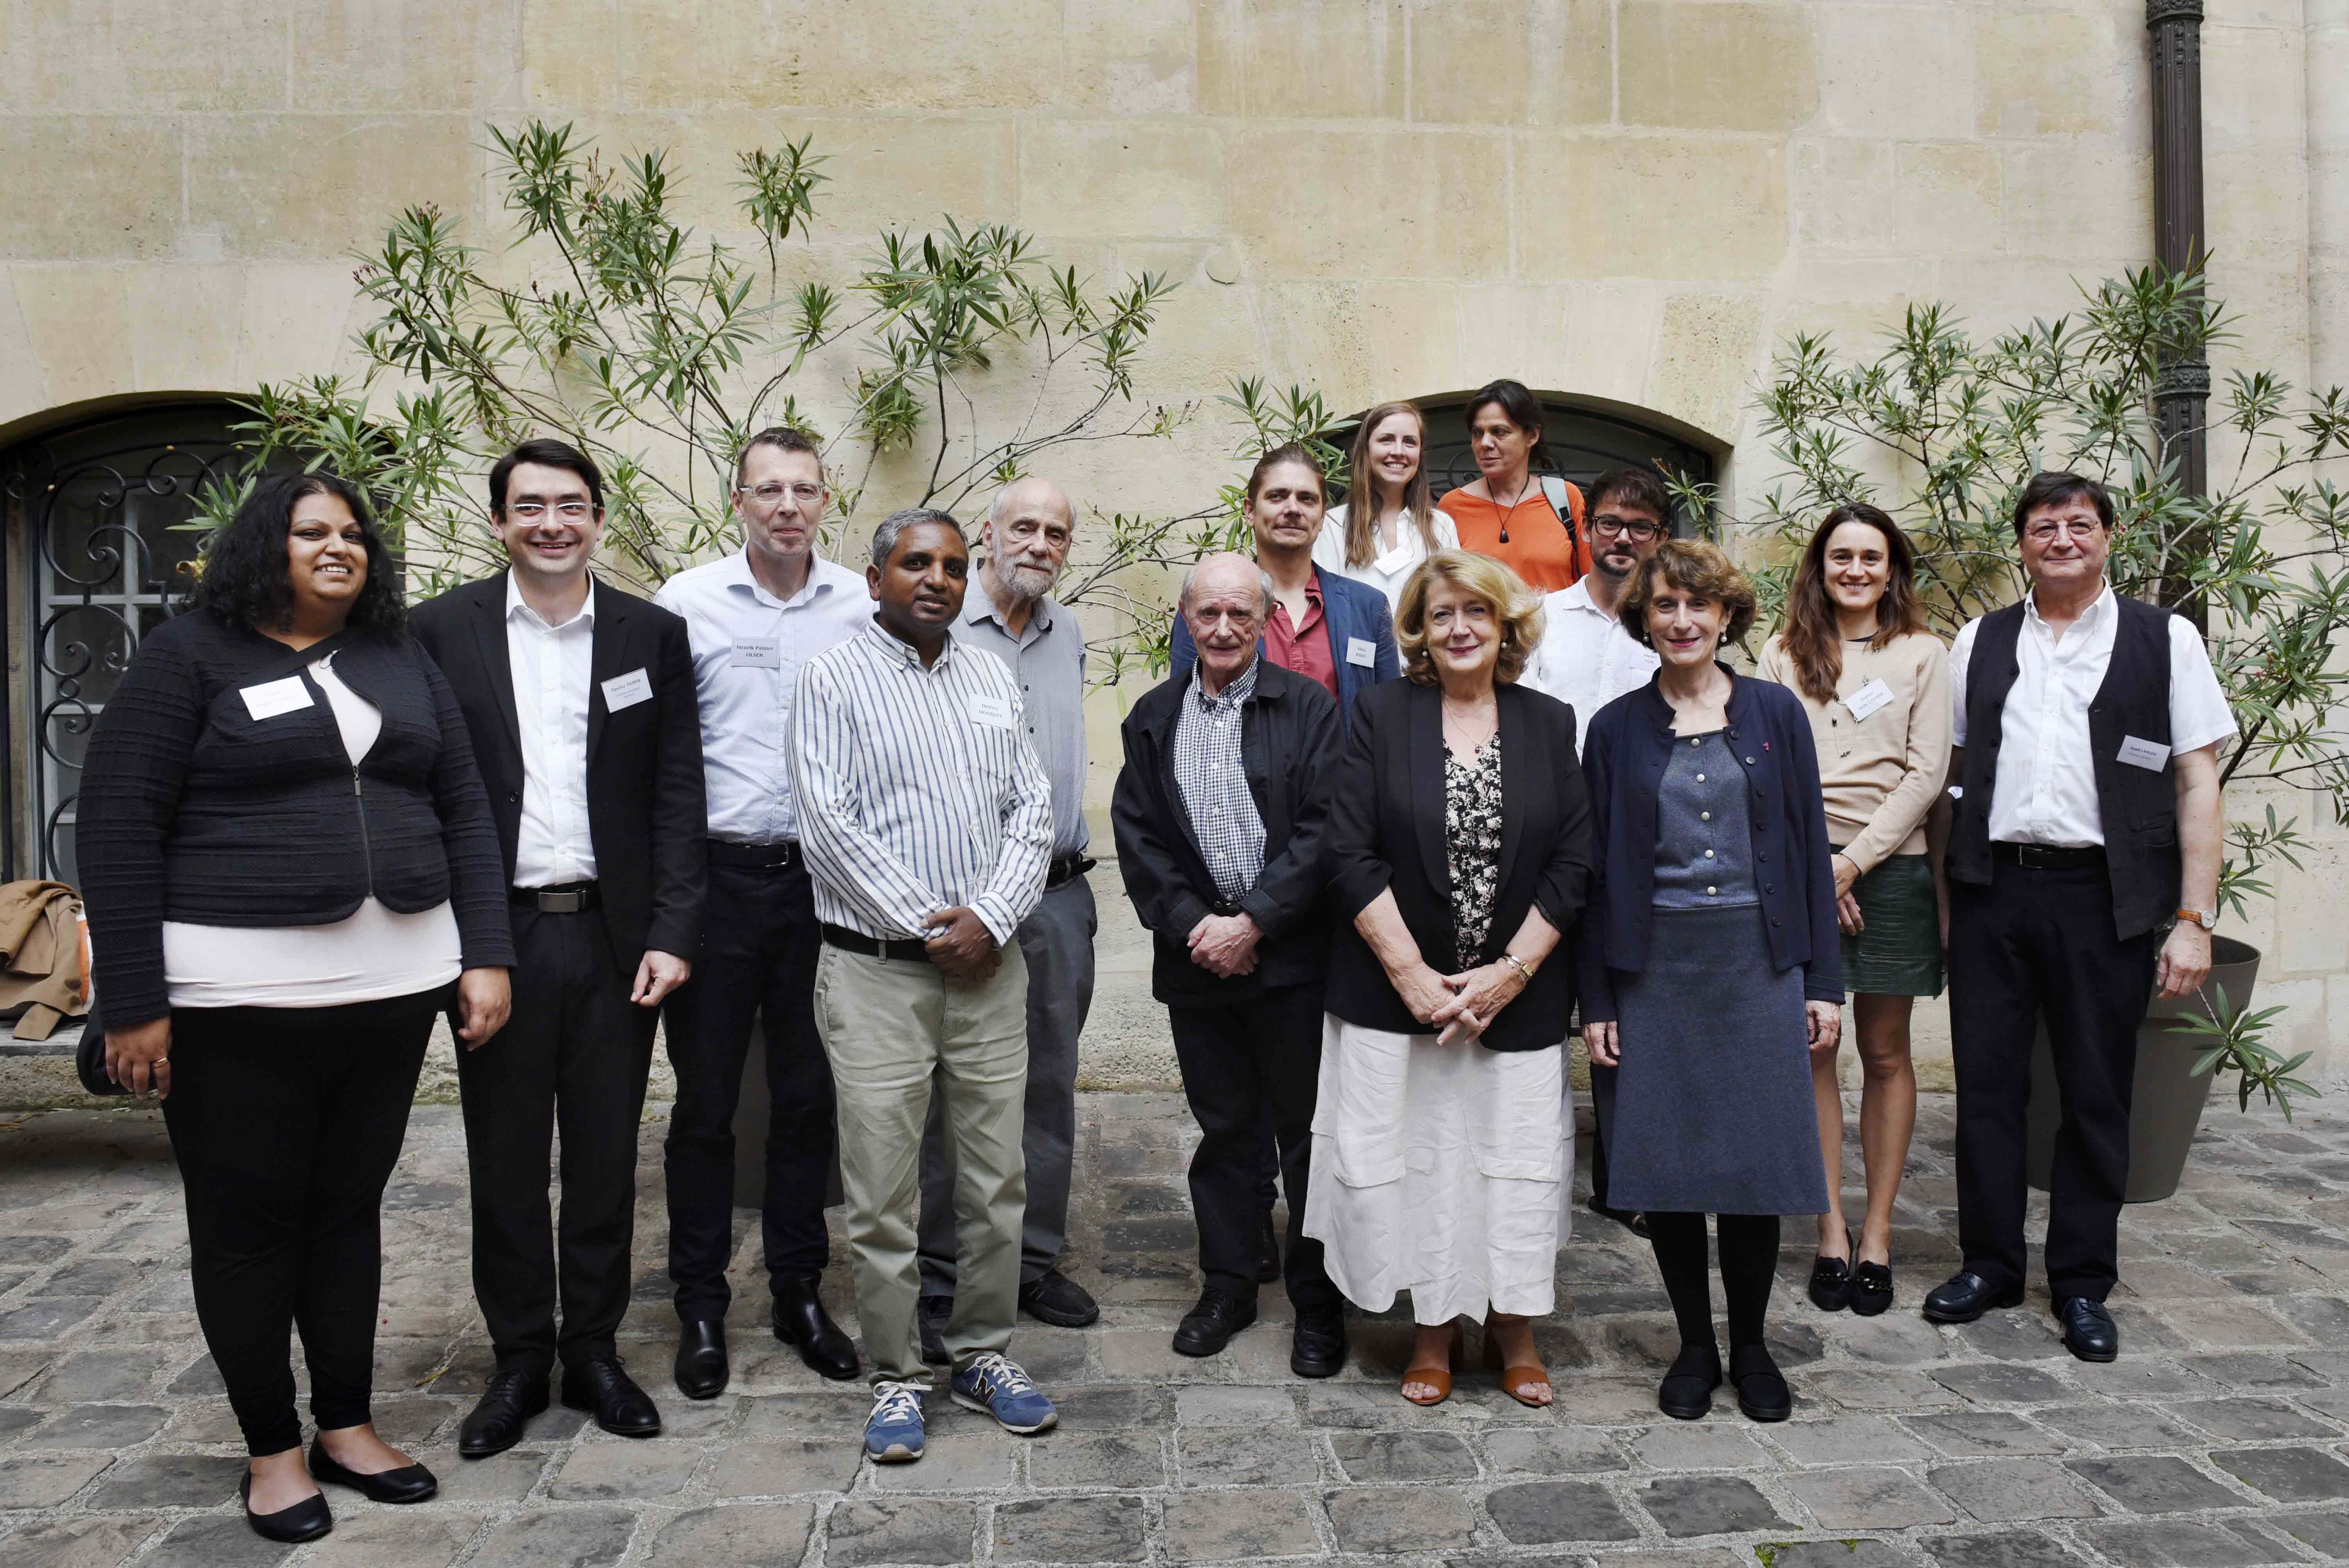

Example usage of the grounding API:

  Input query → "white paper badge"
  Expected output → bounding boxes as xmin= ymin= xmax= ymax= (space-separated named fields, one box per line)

xmin=1844 ymin=677 xmax=1895 ymax=722
xmin=1346 ymin=636 xmax=1377 ymax=668
xmin=731 ymin=636 xmax=782 ymax=670
xmin=969 ymin=694 xmax=1016 ymax=730
xmin=240 ymin=675 xmax=315 ymax=722
xmin=1373 ymin=541 xmax=1415 ymax=576
xmin=2117 ymin=734 xmax=2169 ymax=771
xmin=601 ymin=668 xmax=654 ymax=712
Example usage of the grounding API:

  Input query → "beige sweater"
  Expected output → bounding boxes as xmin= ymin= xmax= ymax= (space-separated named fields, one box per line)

xmin=1754 ymin=629 xmax=1952 ymax=874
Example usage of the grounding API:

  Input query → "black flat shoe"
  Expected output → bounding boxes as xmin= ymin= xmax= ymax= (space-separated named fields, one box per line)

xmin=241 ymin=1472 xmax=332 ymax=1543
xmin=1849 ymin=1259 xmax=1894 ymax=1318
xmin=1255 ymin=1213 xmax=1282 ymax=1285
xmin=675 ymin=1318 xmax=728 ymax=1399
xmin=308 ymin=1438 xmax=437 ymax=1504
xmin=1730 ymin=1343 xmax=1792 ymax=1422
xmin=1657 ymin=1342 xmax=1722 ymax=1421
xmin=1019 ymin=1269 xmax=1100 ymax=1328
xmin=458 ymin=1368 xmax=549 ymax=1459
xmin=1173 ymin=1288 xmax=1257 ymax=1357
xmin=773 ymin=1273 xmax=861 ymax=1381
xmin=561 ymin=1356 xmax=662 ymax=1437
xmin=2055 ymin=1296 xmax=2120 ymax=1362
xmin=1290 ymin=1307 xmax=1347 ymax=1378
xmin=1586 ymin=1197 xmax=1650 ymax=1237
xmin=1922 ymin=1270 xmax=2025 ymax=1324
xmin=1807 ymin=1228 xmax=1855 ymax=1312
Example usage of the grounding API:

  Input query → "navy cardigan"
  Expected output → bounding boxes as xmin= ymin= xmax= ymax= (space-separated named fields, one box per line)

xmin=1576 ymin=666 xmax=1844 ymax=1021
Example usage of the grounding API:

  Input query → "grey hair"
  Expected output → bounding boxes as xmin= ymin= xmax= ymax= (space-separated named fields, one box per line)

xmin=1178 ymin=562 xmax=1276 ymax=615
xmin=869 ymin=506 xmax=964 ymax=570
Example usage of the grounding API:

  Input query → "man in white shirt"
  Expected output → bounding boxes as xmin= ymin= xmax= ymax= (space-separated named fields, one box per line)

xmin=1931 ymin=470 xmax=2233 ymax=1363
xmin=652 ymin=427 xmax=872 ymax=1399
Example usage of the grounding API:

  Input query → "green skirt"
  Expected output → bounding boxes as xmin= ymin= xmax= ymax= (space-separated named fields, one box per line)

xmin=1838 ymin=853 xmax=1944 ymax=998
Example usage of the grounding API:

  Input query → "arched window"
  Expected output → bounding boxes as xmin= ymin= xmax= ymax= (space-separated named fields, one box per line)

xmin=1365 ymin=392 xmax=1719 ymax=530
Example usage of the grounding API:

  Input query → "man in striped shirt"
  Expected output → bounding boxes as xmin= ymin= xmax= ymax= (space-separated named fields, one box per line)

xmin=788 ymin=508 xmax=1059 ymax=1465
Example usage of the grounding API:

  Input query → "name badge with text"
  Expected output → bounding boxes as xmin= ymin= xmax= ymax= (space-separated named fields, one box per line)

xmin=2117 ymin=735 xmax=2169 ymax=771
xmin=969 ymin=694 xmax=1016 ymax=730
xmin=240 ymin=676 xmax=315 ymax=722
xmin=602 ymin=669 xmax=654 ymax=712
xmin=732 ymin=637 xmax=782 ymax=670
xmin=1373 ymin=542 xmax=1415 ymax=577
xmin=1346 ymin=636 xmax=1377 ymax=668
xmin=1844 ymin=677 xmax=1895 ymax=723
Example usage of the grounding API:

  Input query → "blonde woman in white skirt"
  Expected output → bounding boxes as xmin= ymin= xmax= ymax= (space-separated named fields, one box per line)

xmin=1306 ymin=551 xmax=1595 ymax=1406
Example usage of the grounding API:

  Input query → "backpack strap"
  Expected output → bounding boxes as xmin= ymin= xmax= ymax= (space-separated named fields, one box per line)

xmin=1538 ymin=475 xmax=1588 ymax=576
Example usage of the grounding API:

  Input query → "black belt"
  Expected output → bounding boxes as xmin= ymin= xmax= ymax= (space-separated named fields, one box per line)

xmin=1992 ymin=842 xmax=2107 ymax=871
xmin=512 ymin=881 xmax=600 ymax=913
xmin=1046 ymin=854 xmax=1096 ymax=891
xmin=821 ymin=923 xmax=933 ymax=963
xmin=708 ymin=839 xmax=802 ymax=870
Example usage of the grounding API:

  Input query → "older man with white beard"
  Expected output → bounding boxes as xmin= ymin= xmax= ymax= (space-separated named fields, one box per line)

xmin=914 ymin=478 xmax=1103 ymax=1351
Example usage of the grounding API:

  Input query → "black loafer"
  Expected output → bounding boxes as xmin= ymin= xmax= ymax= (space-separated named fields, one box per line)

xmin=675 ymin=1318 xmax=728 ymax=1400
xmin=2055 ymin=1296 xmax=2120 ymax=1363
xmin=1586 ymin=1197 xmax=1650 ymax=1238
xmin=1849 ymin=1260 xmax=1894 ymax=1318
xmin=1730 ymin=1343 xmax=1792 ymax=1422
xmin=1173 ymin=1288 xmax=1257 ymax=1357
xmin=458 ymin=1368 xmax=549 ymax=1459
xmin=918 ymin=1293 xmax=953 ymax=1365
xmin=1290 ymin=1307 xmax=1348 ymax=1378
xmin=308 ymin=1438 xmax=437 ymax=1504
xmin=561 ymin=1356 xmax=661 ymax=1437
xmin=1808 ymin=1231 xmax=1855 ymax=1313
xmin=1657 ymin=1342 xmax=1723 ymax=1421
xmin=1019 ymin=1269 xmax=1101 ymax=1328
xmin=1255 ymin=1213 xmax=1282 ymax=1285
xmin=1922 ymin=1270 xmax=2025 ymax=1324
xmin=241 ymin=1472 xmax=332 ymax=1543
xmin=773 ymin=1274 xmax=861 ymax=1381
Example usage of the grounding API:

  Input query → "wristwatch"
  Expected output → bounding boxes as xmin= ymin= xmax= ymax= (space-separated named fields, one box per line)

xmin=2174 ymin=906 xmax=2217 ymax=930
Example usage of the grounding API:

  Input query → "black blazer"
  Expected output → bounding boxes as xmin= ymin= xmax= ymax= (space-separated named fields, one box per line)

xmin=410 ymin=574 xmax=708 ymax=977
xmin=1112 ymin=661 xmax=1342 ymax=1004
xmin=1323 ymin=679 xmax=1594 ymax=1051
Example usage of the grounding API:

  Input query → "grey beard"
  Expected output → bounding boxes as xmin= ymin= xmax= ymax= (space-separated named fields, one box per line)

xmin=998 ymin=562 xmax=1056 ymax=600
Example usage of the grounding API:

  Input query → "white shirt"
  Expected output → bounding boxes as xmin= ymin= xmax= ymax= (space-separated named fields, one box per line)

xmin=507 ymin=576 xmax=597 ymax=887
xmin=654 ymin=547 xmax=872 ymax=845
xmin=1949 ymin=584 xmax=2236 ymax=848
xmin=1311 ymin=504 xmax=1459 ymax=610
xmin=1522 ymin=579 xmax=1661 ymax=750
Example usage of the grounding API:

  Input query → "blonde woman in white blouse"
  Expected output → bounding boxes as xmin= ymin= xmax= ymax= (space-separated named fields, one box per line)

xmin=1313 ymin=401 xmax=1458 ymax=611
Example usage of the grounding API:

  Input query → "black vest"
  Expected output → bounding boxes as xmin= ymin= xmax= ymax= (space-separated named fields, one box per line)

xmin=1951 ymin=594 xmax=2180 ymax=940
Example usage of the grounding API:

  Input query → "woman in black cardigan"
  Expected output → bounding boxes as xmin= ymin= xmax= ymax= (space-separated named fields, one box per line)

xmin=79 ymin=475 xmax=513 ymax=1543
xmin=1307 ymin=550 xmax=1593 ymax=1408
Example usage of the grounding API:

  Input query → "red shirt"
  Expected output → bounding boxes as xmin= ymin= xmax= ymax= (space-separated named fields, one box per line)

xmin=1265 ymin=570 xmax=1340 ymax=701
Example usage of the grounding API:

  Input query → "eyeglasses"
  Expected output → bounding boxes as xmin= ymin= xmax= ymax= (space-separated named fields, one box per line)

xmin=2023 ymin=519 xmax=2104 ymax=543
xmin=1592 ymin=515 xmax=1665 ymax=543
xmin=507 ymin=502 xmax=594 ymax=522
xmin=738 ymin=482 xmax=823 ymax=506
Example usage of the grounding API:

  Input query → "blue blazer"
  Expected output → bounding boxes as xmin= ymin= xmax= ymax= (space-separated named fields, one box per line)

xmin=1169 ymin=567 xmax=1399 ymax=723
xmin=1576 ymin=666 xmax=1844 ymax=1019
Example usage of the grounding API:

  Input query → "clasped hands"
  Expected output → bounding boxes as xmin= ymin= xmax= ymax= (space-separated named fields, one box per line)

xmin=1393 ymin=957 xmax=1527 ymax=1046
xmin=1186 ymin=912 xmax=1262 ymax=979
xmin=924 ymin=906 xmax=1002 ymax=982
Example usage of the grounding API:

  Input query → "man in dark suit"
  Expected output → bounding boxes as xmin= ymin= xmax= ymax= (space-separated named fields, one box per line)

xmin=1112 ymin=552 xmax=1348 ymax=1377
xmin=411 ymin=439 xmax=708 ymax=1455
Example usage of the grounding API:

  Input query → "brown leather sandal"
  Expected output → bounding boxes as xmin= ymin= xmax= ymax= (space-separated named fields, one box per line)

xmin=1483 ymin=1316 xmax=1554 ymax=1408
xmin=1401 ymin=1323 xmax=1464 ymax=1406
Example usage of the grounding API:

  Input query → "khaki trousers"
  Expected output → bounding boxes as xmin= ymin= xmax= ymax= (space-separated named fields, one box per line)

xmin=813 ymin=943 xmax=1029 ymax=1383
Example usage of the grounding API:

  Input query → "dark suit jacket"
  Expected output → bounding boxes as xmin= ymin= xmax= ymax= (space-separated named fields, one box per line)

xmin=1112 ymin=661 xmax=1342 ymax=1005
xmin=1323 ymin=678 xmax=1594 ymax=1051
xmin=410 ymin=573 xmax=708 ymax=978
xmin=1169 ymin=566 xmax=1399 ymax=722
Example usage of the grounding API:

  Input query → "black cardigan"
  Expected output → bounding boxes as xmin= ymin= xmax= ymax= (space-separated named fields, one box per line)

xmin=1322 ymin=679 xmax=1593 ymax=1051
xmin=77 ymin=609 xmax=517 ymax=1030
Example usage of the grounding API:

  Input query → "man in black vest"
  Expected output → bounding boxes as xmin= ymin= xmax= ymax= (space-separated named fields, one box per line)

xmin=1929 ymin=471 xmax=2233 ymax=1361
xmin=412 ymin=440 xmax=708 ymax=1451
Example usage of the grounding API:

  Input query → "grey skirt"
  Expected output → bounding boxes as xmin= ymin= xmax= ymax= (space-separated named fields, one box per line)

xmin=1608 ymin=902 xmax=1831 ymax=1216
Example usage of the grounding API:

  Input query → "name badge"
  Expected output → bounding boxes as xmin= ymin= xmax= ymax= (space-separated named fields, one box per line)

xmin=1346 ymin=636 xmax=1377 ymax=669
xmin=601 ymin=669 xmax=654 ymax=712
xmin=1844 ymin=677 xmax=1894 ymax=722
xmin=240 ymin=676 xmax=314 ymax=722
xmin=731 ymin=636 xmax=782 ymax=670
xmin=1373 ymin=542 xmax=1415 ymax=576
xmin=969 ymin=694 xmax=1016 ymax=730
xmin=2117 ymin=734 xmax=2168 ymax=771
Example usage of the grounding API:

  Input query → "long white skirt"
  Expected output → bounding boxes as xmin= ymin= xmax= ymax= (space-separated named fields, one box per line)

xmin=1305 ymin=1014 xmax=1572 ymax=1325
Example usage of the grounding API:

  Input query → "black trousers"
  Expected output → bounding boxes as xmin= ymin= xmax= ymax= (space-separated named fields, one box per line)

xmin=1948 ymin=861 xmax=2160 ymax=1301
xmin=662 ymin=853 xmax=836 ymax=1319
xmin=458 ymin=907 xmax=658 ymax=1378
xmin=161 ymin=987 xmax=444 ymax=1456
xmin=1166 ymin=984 xmax=1338 ymax=1314
xmin=1587 ymin=1059 xmax=1620 ymax=1210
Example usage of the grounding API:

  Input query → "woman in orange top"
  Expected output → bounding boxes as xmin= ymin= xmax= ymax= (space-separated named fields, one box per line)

xmin=1436 ymin=379 xmax=1592 ymax=593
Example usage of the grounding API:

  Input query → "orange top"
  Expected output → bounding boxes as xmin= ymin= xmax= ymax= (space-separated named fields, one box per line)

xmin=1438 ymin=482 xmax=1590 ymax=593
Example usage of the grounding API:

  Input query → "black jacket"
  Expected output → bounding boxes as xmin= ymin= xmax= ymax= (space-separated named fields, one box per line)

xmin=1112 ymin=661 xmax=1342 ymax=1004
xmin=1323 ymin=679 xmax=1594 ymax=1051
xmin=1576 ymin=667 xmax=1845 ymax=1020
xmin=77 ymin=609 xmax=516 ymax=1030
xmin=410 ymin=574 xmax=708 ymax=976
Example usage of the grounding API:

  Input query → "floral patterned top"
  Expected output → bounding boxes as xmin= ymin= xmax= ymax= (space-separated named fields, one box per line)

xmin=1444 ymin=733 xmax=1504 ymax=964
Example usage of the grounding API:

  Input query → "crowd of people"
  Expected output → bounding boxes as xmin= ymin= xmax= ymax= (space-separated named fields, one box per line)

xmin=75 ymin=378 xmax=2232 ymax=1543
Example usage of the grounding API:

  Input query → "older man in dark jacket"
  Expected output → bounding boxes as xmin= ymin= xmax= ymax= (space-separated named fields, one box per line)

xmin=1113 ymin=552 xmax=1346 ymax=1377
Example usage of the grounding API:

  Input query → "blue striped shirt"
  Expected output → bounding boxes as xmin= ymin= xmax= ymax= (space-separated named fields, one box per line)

xmin=789 ymin=620 xmax=1054 ymax=945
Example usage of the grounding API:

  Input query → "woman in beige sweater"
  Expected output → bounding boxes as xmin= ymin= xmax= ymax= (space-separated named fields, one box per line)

xmin=1754 ymin=505 xmax=1950 ymax=1317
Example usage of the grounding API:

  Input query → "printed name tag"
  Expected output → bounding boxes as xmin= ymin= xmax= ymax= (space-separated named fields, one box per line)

xmin=1346 ymin=636 xmax=1377 ymax=668
xmin=1844 ymin=677 xmax=1894 ymax=722
xmin=240 ymin=676 xmax=314 ymax=722
xmin=969 ymin=695 xmax=1016 ymax=729
xmin=731 ymin=637 xmax=782 ymax=669
xmin=601 ymin=668 xmax=654 ymax=711
xmin=1373 ymin=542 xmax=1415 ymax=576
xmin=2117 ymin=734 xmax=2168 ymax=771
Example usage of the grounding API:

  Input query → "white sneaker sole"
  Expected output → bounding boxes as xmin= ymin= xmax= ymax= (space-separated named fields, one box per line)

xmin=951 ymin=1388 xmax=1058 ymax=1435
xmin=866 ymin=1437 xmax=924 ymax=1463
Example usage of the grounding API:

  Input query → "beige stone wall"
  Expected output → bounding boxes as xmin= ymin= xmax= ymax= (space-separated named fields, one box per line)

xmin=1 ymin=1 xmax=2342 ymax=1089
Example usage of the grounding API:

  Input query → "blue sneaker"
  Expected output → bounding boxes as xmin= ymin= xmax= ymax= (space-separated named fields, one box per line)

xmin=863 ymin=1379 xmax=927 ymax=1463
xmin=950 ymin=1352 xmax=1057 ymax=1434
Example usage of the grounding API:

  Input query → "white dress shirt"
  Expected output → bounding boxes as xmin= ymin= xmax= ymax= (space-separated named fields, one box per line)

xmin=653 ymin=547 xmax=872 ymax=845
xmin=507 ymin=575 xmax=598 ymax=887
xmin=1311 ymin=504 xmax=1460 ymax=611
xmin=1522 ymin=579 xmax=1661 ymax=750
xmin=1949 ymin=584 xmax=2235 ymax=847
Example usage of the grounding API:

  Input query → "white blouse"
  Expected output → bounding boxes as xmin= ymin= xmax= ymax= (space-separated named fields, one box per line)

xmin=1311 ymin=505 xmax=1460 ymax=611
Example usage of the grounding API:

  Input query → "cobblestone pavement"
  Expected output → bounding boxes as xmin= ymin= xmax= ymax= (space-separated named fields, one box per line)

xmin=2 ymin=1092 xmax=2348 ymax=1566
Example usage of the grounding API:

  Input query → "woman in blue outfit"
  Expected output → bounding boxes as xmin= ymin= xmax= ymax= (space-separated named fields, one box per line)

xmin=1578 ymin=540 xmax=1842 ymax=1424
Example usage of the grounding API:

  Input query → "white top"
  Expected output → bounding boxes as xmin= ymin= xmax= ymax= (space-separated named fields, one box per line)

xmin=1311 ymin=504 xmax=1458 ymax=611
xmin=163 ymin=652 xmax=463 ymax=1009
xmin=508 ymin=575 xmax=597 ymax=887
xmin=1948 ymin=584 xmax=2236 ymax=848
xmin=653 ymin=547 xmax=872 ymax=845
xmin=1521 ymin=579 xmax=1661 ymax=751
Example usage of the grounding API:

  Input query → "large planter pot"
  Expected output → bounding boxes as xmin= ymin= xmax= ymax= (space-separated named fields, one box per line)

xmin=2026 ymin=935 xmax=2262 ymax=1203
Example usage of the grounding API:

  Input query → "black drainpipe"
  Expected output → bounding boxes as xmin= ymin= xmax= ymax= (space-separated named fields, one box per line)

xmin=2148 ymin=0 xmax=2209 ymax=503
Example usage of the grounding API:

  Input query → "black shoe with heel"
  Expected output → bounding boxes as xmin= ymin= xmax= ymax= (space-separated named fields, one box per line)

xmin=773 ymin=1273 xmax=861 ymax=1381
xmin=1807 ymin=1228 xmax=1854 ymax=1312
xmin=308 ymin=1438 xmax=437 ymax=1504
xmin=1657 ymin=1341 xmax=1723 ymax=1421
xmin=241 ymin=1472 xmax=332 ymax=1543
xmin=674 ymin=1319 xmax=728 ymax=1399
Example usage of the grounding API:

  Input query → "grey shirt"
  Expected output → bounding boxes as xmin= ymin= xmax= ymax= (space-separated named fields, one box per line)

xmin=1652 ymin=731 xmax=1759 ymax=909
xmin=953 ymin=587 xmax=1089 ymax=859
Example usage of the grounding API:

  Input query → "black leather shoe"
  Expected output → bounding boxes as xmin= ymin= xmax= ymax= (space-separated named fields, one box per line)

xmin=2055 ymin=1296 xmax=2120 ymax=1362
xmin=1730 ymin=1343 xmax=1792 ymax=1422
xmin=561 ymin=1357 xmax=662 ymax=1437
xmin=1255 ymin=1213 xmax=1282 ymax=1285
xmin=458 ymin=1368 xmax=549 ymax=1458
xmin=1290 ymin=1307 xmax=1347 ymax=1378
xmin=1586 ymin=1196 xmax=1651 ymax=1238
xmin=241 ymin=1472 xmax=332 ymax=1543
xmin=773 ymin=1274 xmax=861 ymax=1381
xmin=1849 ymin=1260 xmax=1894 ymax=1318
xmin=675 ymin=1319 xmax=728 ymax=1399
xmin=1922 ymin=1270 xmax=2025 ymax=1324
xmin=918 ymin=1293 xmax=953 ymax=1365
xmin=308 ymin=1438 xmax=437 ymax=1504
xmin=1807 ymin=1230 xmax=1854 ymax=1313
xmin=1658 ymin=1341 xmax=1723 ymax=1421
xmin=1019 ymin=1269 xmax=1101 ymax=1328
xmin=1173 ymin=1288 xmax=1257 ymax=1357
